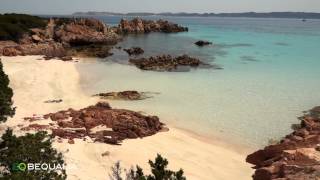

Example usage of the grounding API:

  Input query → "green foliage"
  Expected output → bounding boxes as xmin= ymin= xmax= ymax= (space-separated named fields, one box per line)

xmin=0 ymin=13 xmax=47 ymax=41
xmin=0 ymin=60 xmax=15 ymax=122
xmin=0 ymin=129 xmax=67 ymax=179
xmin=109 ymin=154 xmax=186 ymax=180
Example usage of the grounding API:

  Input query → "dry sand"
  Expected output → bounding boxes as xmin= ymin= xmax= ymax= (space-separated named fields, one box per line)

xmin=0 ymin=56 xmax=253 ymax=180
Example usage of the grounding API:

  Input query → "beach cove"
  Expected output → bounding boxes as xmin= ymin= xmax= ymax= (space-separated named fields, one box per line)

xmin=1 ymin=56 xmax=252 ymax=180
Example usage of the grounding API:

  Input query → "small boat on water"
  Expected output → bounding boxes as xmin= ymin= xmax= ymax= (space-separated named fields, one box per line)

xmin=302 ymin=19 xmax=307 ymax=22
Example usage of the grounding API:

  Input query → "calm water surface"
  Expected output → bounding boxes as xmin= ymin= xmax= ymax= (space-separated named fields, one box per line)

xmin=76 ymin=16 xmax=320 ymax=147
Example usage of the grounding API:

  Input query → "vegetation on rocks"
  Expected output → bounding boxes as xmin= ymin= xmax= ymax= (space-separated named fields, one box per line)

xmin=0 ymin=14 xmax=47 ymax=41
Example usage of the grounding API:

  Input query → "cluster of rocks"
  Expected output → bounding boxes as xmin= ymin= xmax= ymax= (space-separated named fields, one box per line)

xmin=246 ymin=106 xmax=320 ymax=180
xmin=129 ymin=54 xmax=207 ymax=71
xmin=22 ymin=102 xmax=165 ymax=145
xmin=123 ymin=47 xmax=144 ymax=56
xmin=0 ymin=17 xmax=191 ymax=59
xmin=93 ymin=91 xmax=150 ymax=101
xmin=195 ymin=40 xmax=212 ymax=47
xmin=0 ymin=18 xmax=121 ymax=58
xmin=116 ymin=18 xmax=188 ymax=34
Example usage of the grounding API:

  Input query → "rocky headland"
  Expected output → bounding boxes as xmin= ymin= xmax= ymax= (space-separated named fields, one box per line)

xmin=0 ymin=15 xmax=188 ymax=59
xmin=0 ymin=18 xmax=120 ymax=58
xmin=246 ymin=106 xmax=320 ymax=180
xmin=22 ymin=102 xmax=165 ymax=145
xmin=116 ymin=18 xmax=188 ymax=34
xmin=129 ymin=54 xmax=210 ymax=71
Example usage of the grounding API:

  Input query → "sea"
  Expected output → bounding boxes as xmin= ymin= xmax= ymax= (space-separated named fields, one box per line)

xmin=74 ymin=16 xmax=320 ymax=148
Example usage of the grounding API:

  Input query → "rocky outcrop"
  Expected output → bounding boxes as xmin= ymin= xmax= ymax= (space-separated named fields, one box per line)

xmin=117 ymin=18 xmax=188 ymax=34
xmin=93 ymin=91 xmax=151 ymax=100
xmin=246 ymin=106 xmax=320 ymax=180
xmin=22 ymin=102 xmax=165 ymax=145
xmin=54 ymin=18 xmax=119 ymax=46
xmin=0 ymin=18 xmax=121 ymax=58
xmin=129 ymin=54 xmax=209 ymax=71
xmin=195 ymin=40 xmax=212 ymax=47
xmin=123 ymin=47 xmax=144 ymax=56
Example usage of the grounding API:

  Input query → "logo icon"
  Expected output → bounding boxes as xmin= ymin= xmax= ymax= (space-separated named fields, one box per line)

xmin=12 ymin=163 xmax=27 ymax=172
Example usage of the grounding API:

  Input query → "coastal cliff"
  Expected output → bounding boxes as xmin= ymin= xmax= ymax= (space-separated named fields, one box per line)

xmin=247 ymin=106 xmax=320 ymax=180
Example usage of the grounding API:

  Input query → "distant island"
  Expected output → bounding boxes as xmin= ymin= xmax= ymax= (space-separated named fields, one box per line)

xmin=72 ymin=11 xmax=320 ymax=19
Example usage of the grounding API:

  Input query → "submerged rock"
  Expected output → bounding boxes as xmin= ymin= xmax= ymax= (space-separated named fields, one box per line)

xmin=246 ymin=106 xmax=320 ymax=180
xmin=129 ymin=54 xmax=209 ymax=71
xmin=123 ymin=47 xmax=144 ymax=56
xmin=22 ymin=102 xmax=165 ymax=145
xmin=94 ymin=91 xmax=151 ymax=100
xmin=195 ymin=40 xmax=212 ymax=47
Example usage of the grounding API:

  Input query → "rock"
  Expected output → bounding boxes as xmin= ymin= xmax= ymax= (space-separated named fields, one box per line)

xmin=123 ymin=47 xmax=144 ymax=56
xmin=2 ymin=46 xmax=21 ymax=56
xmin=25 ymin=102 xmax=166 ymax=145
xmin=54 ymin=18 xmax=120 ymax=46
xmin=101 ymin=151 xmax=110 ymax=157
xmin=0 ymin=18 xmax=120 ymax=58
xmin=60 ymin=56 xmax=73 ymax=61
xmin=117 ymin=18 xmax=188 ymax=34
xmin=44 ymin=99 xmax=63 ymax=103
xmin=68 ymin=139 xmax=75 ymax=144
xmin=21 ymin=124 xmax=50 ymax=131
xmin=247 ymin=106 xmax=320 ymax=180
xmin=129 ymin=54 xmax=207 ymax=71
xmin=94 ymin=91 xmax=150 ymax=100
xmin=31 ymin=35 xmax=42 ymax=42
xmin=67 ymin=44 xmax=114 ymax=58
xmin=195 ymin=40 xmax=212 ymax=47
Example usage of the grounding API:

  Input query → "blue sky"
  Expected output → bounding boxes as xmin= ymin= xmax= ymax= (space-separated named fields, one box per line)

xmin=1 ymin=0 xmax=320 ymax=15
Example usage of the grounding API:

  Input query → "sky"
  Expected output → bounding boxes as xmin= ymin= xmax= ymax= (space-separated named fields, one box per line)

xmin=0 ymin=0 xmax=320 ymax=15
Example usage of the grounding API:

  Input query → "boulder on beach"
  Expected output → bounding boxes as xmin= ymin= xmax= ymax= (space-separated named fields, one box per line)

xmin=246 ymin=106 xmax=320 ymax=180
xmin=22 ymin=102 xmax=166 ymax=145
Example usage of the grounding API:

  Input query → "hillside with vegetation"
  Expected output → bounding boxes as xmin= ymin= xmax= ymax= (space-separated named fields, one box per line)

xmin=0 ymin=14 xmax=47 ymax=41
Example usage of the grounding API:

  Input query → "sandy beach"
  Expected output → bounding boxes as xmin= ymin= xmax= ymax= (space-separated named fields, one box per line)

xmin=0 ymin=56 xmax=253 ymax=180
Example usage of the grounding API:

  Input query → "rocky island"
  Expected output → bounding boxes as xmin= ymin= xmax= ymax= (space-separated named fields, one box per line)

xmin=116 ymin=18 xmax=188 ymax=34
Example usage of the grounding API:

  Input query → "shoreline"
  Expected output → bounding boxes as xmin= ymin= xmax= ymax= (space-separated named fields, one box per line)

xmin=0 ymin=56 xmax=253 ymax=180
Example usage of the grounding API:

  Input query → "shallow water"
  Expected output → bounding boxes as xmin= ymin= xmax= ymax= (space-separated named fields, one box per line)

xmin=76 ymin=17 xmax=320 ymax=147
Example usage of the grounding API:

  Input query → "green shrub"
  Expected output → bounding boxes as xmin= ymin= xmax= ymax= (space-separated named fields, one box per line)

xmin=0 ymin=60 xmax=15 ymax=122
xmin=0 ymin=129 xmax=67 ymax=179
xmin=110 ymin=154 xmax=186 ymax=180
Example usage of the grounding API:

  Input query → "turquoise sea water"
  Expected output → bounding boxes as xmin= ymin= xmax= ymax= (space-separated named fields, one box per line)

xmin=77 ymin=16 xmax=320 ymax=147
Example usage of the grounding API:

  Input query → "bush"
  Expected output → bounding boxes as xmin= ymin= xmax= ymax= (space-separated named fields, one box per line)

xmin=0 ymin=129 xmax=67 ymax=179
xmin=0 ymin=60 xmax=15 ymax=122
xmin=109 ymin=154 xmax=186 ymax=180
xmin=0 ymin=13 xmax=47 ymax=41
